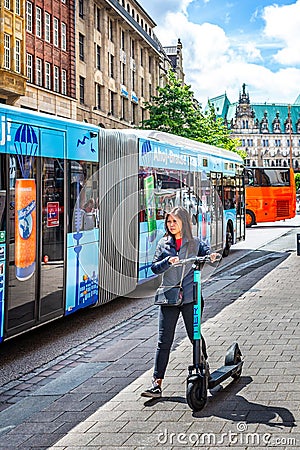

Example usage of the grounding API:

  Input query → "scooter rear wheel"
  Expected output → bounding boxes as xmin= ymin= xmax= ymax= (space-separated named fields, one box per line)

xmin=186 ymin=375 xmax=207 ymax=411
xmin=225 ymin=342 xmax=242 ymax=380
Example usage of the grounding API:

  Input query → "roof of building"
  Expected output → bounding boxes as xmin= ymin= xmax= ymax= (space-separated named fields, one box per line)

xmin=207 ymin=90 xmax=300 ymax=127
xmin=207 ymin=93 xmax=231 ymax=118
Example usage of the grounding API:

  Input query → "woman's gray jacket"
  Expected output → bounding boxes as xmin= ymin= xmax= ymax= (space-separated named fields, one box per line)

xmin=151 ymin=236 xmax=210 ymax=304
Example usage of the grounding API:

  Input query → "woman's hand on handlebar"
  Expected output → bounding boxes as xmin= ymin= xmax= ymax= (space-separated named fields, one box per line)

xmin=209 ymin=252 xmax=220 ymax=263
xmin=169 ymin=256 xmax=180 ymax=265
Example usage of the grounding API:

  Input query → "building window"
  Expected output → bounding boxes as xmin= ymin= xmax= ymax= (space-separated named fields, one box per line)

xmin=140 ymin=48 xmax=143 ymax=66
xmin=131 ymin=39 xmax=135 ymax=58
xmin=95 ymin=6 xmax=100 ymax=31
xmin=45 ymin=12 xmax=51 ymax=42
xmin=109 ymin=53 xmax=114 ymax=78
xmin=141 ymin=77 xmax=144 ymax=97
xmin=15 ymin=39 xmax=21 ymax=73
xmin=132 ymin=103 xmax=136 ymax=125
xmin=96 ymin=44 xmax=101 ymax=70
xmin=62 ymin=69 xmax=67 ymax=95
xmin=95 ymin=83 xmax=101 ymax=109
xmin=36 ymin=7 xmax=42 ymax=38
xmin=4 ymin=0 xmax=10 ymax=8
xmin=4 ymin=34 xmax=11 ymax=69
xmin=149 ymin=83 xmax=152 ymax=99
xmin=27 ymin=53 xmax=33 ymax=82
xmin=79 ymin=33 xmax=84 ymax=61
xmin=121 ymin=97 xmax=126 ymax=121
xmin=79 ymin=0 xmax=84 ymax=18
xmin=131 ymin=70 xmax=135 ymax=91
xmin=120 ymin=63 xmax=125 ymax=85
xmin=36 ymin=57 xmax=42 ymax=86
xmin=108 ymin=18 xmax=113 ymax=42
xmin=148 ymin=55 xmax=152 ymax=73
xmin=54 ymin=66 xmax=59 ymax=92
xmin=262 ymin=139 xmax=269 ymax=147
xmin=110 ymin=90 xmax=115 ymax=115
xmin=79 ymin=76 xmax=85 ymax=104
xmin=16 ymin=0 xmax=20 ymax=15
xmin=61 ymin=23 xmax=67 ymax=51
xmin=45 ymin=62 xmax=51 ymax=89
xmin=26 ymin=2 xmax=33 ymax=33
xmin=53 ymin=18 xmax=59 ymax=47
xmin=121 ymin=30 xmax=125 ymax=51
xmin=275 ymin=139 xmax=281 ymax=147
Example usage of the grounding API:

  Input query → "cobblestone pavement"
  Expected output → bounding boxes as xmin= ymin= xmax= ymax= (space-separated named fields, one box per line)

xmin=0 ymin=237 xmax=299 ymax=449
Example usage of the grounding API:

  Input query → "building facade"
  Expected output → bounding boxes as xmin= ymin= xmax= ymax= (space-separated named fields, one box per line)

xmin=0 ymin=0 xmax=27 ymax=104
xmin=209 ymin=84 xmax=300 ymax=171
xmin=1 ymin=0 xmax=183 ymax=128
xmin=15 ymin=0 xmax=77 ymax=118
xmin=76 ymin=0 xmax=172 ymax=128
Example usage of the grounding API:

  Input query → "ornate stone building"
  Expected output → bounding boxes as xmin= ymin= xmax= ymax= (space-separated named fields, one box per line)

xmin=209 ymin=84 xmax=300 ymax=171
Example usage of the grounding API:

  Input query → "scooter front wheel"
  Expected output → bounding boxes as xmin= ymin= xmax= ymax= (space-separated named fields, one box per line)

xmin=186 ymin=374 xmax=207 ymax=411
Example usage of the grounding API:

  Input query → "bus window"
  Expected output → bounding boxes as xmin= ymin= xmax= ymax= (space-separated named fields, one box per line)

xmin=244 ymin=169 xmax=253 ymax=186
xmin=261 ymin=168 xmax=290 ymax=186
xmin=69 ymin=161 xmax=99 ymax=232
xmin=223 ymin=177 xmax=236 ymax=210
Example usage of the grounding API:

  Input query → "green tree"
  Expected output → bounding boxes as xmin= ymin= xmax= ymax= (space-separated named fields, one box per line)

xmin=141 ymin=70 xmax=245 ymax=159
xmin=295 ymin=173 xmax=300 ymax=191
xmin=141 ymin=70 xmax=202 ymax=139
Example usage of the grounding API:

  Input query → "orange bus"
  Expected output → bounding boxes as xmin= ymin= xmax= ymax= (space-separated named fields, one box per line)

xmin=245 ymin=167 xmax=296 ymax=227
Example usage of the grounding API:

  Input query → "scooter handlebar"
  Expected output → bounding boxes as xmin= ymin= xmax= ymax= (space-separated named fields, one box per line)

xmin=174 ymin=253 xmax=221 ymax=266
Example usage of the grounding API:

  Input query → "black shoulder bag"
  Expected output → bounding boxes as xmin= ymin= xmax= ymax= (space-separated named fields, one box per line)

xmin=154 ymin=249 xmax=187 ymax=307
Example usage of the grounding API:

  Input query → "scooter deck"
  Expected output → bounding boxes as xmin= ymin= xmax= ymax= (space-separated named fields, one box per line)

xmin=208 ymin=361 xmax=244 ymax=389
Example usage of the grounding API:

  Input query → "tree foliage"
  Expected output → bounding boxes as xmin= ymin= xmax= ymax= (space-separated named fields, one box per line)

xmin=141 ymin=70 xmax=246 ymax=159
xmin=295 ymin=173 xmax=300 ymax=191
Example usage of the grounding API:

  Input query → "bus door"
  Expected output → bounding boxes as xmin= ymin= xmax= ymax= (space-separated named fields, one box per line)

xmin=210 ymin=172 xmax=224 ymax=252
xmin=0 ymin=155 xmax=6 ymax=342
xmin=40 ymin=158 xmax=65 ymax=322
xmin=6 ymin=149 xmax=65 ymax=337
xmin=236 ymin=165 xmax=245 ymax=240
xmin=6 ymin=152 xmax=39 ymax=335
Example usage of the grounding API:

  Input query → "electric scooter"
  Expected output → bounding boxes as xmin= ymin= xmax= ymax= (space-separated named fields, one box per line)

xmin=175 ymin=255 xmax=243 ymax=412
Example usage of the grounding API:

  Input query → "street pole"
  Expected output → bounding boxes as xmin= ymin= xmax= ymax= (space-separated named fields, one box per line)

xmin=288 ymin=104 xmax=293 ymax=168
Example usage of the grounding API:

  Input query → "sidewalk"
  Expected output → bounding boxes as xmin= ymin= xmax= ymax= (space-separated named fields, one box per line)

xmin=0 ymin=241 xmax=299 ymax=449
xmin=46 ymin=251 xmax=300 ymax=449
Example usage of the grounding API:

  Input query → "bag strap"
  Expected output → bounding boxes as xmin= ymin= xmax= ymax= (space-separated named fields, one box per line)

xmin=178 ymin=243 xmax=189 ymax=288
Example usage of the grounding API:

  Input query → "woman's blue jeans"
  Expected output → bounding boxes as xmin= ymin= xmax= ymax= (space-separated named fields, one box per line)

xmin=153 ymin=300 xmax=207 ymax=380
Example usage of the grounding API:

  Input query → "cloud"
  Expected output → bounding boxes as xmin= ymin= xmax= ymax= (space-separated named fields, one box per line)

xmin=262 ymin=0 xmax=300 ymax=65
xmin=140 ymin=1 xmax=300 ymax=105
xmin=139 ymin=0 xmax=193 ymax=22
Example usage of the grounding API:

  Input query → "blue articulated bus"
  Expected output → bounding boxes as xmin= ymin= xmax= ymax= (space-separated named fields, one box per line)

xmin=0 ymin=105 xmax=245 ymax=342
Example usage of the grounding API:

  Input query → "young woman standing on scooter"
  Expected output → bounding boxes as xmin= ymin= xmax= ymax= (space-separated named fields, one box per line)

xmin=141 ymin=206 xmax=218 ymax=398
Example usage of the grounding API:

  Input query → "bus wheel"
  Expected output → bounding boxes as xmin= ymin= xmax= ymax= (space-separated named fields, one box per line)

xmin=223 ymin=225 xmax=233 ymax=257
xmin=246 ymin=210 xmax=256 ymax=227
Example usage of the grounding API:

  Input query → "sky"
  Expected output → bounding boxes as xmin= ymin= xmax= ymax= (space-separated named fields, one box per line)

xmin=138 ymin=0 xmax=300 ymax=107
